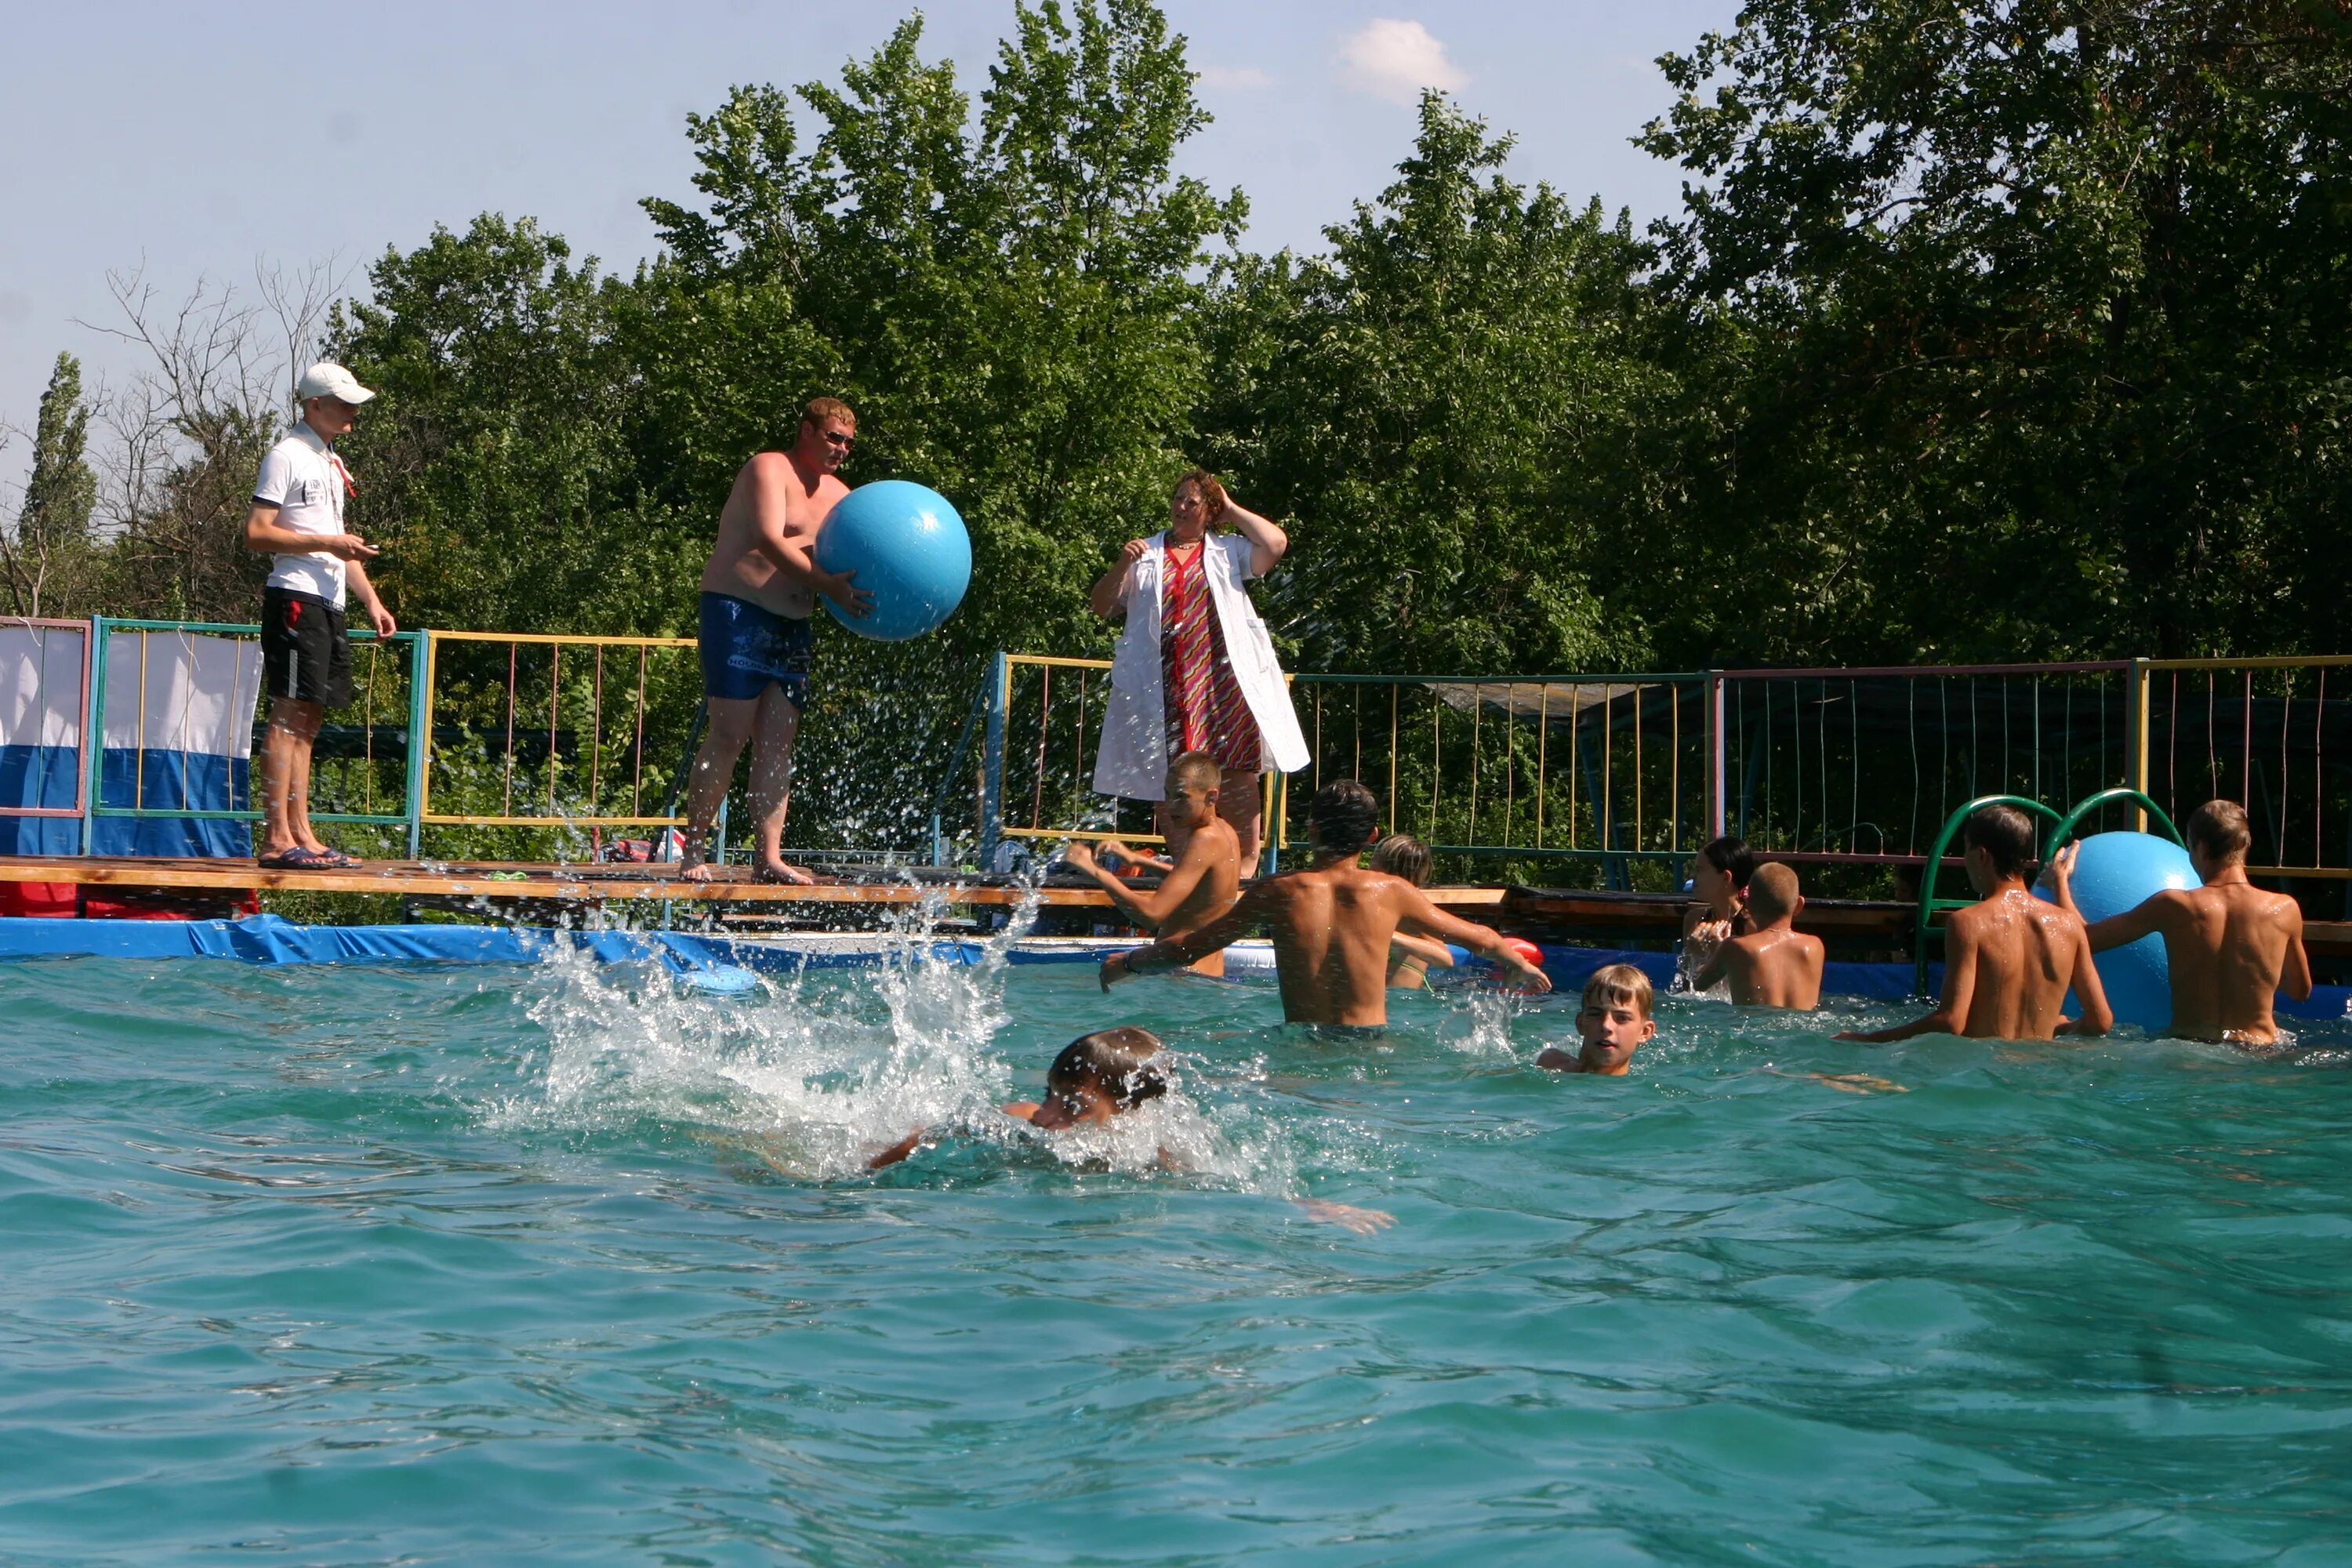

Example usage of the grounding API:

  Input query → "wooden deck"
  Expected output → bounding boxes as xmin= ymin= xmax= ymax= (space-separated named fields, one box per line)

xmin=3 ymin=856 xmax=2344 ymax=958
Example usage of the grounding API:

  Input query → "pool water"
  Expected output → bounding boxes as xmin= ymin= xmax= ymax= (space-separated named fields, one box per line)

xmin=2 ymin=936 xmax=2350 ymax=1565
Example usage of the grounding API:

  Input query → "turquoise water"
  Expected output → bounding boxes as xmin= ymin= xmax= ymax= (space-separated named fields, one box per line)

xmin=3 ymin=939 xmax=2350 ymax=1566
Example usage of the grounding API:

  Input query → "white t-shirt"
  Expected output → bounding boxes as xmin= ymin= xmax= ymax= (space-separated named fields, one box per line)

xmin=252 ymin=422 xmax=350 ymax=607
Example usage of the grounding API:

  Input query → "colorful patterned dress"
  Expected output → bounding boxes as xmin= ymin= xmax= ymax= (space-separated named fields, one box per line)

xmin=1159 ymin=539 xmax=1265 ymax=775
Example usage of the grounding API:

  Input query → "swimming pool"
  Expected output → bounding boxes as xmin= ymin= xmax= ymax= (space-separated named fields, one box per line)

xmin=2 ymin=939 xmax=2347 ymax=1564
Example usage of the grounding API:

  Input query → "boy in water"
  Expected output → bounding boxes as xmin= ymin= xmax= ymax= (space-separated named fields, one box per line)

xmin=1836 ymin=804 xmax=2113 ymax=1043
xmin=1537 ymin=964 xmax=1657 ymax=1075
xmin=1062 ymin=752 xmax=1241 ymax=977
xmin=869 ymin=1028 xmax=1392 ymax=1233
xmin=1368 ymin=833 xmax=1455 ymax=989
xmin=1099 ymin=780 xmax=1550 ymax=1026
xmin=1694 ymin=862 xmax=1824 ymax=1008
xmin=2049 ymin=799 xmax=2312 ymax=1046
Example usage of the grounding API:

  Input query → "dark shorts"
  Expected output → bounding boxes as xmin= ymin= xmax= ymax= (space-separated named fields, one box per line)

xmin=699 ymin=592 xmax=812 ymax=708
xmin=260 ymin=587 xmax=352 ymax=708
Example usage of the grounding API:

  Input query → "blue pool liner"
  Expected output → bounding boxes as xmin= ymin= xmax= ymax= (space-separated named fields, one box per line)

xmin=0 ymin=916 xmax=2341 ymax=1019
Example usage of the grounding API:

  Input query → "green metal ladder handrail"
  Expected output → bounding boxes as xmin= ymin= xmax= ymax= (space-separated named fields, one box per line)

xmin=2041 ymin=787 xmax=2183 ymax=861
xmin=1909 ymin=787 xmax=2186 ymax=998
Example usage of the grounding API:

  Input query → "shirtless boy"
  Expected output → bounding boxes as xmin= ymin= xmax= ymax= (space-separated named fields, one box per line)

xmin=684 ymin=397 xmax=873 ymax=884
xmin=1837 ymin=804 xmax=2112 ymax=1043
xmin=1694 ymin=862 xmax=1824 ymax=1008
xmin=2049 ymin=799 xmax=2312 ymax=1046
xmin=868 ymin=1028 xmax=1392 ymax=1233
xmin=1099 ymin=780 xmax=1549 ymax=1026
xmin=1536 ymin=964 xmax=1656 ymax=1075
xmin=1062 ymin=752 xmax=1241 ymax=976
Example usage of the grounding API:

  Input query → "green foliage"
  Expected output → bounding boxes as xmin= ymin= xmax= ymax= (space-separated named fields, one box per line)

xmin=1638 ymin=0 xmax=2352 ymax=662
xmin=1203 ymin=97 xmax=1675 ymax=675
xmin=2 ymin=353 xmax=96 ymax=615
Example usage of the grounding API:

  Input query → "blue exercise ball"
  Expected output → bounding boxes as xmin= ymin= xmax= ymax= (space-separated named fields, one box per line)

xmin=814 ymin=480 xmax=972 ymax=642
xmin=2032 ymin=830 xmax=2199 ymax=1032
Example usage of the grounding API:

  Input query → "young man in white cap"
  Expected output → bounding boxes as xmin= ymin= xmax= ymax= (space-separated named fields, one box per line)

xmin=240 ymin=361 xmax=396 ymax=869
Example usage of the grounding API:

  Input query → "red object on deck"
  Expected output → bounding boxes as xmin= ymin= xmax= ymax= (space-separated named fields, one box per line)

xmin=0 ymin=880 xmax=259 ymax=920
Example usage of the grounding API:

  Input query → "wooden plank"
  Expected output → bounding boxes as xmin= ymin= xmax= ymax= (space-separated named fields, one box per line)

xmin=0 ymin=856 xmax=1512 ymax=914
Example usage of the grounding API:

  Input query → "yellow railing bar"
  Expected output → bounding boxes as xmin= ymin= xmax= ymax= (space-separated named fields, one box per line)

xmin=426 ymin=630 xmax=696 ymax=648
xmin=1000 ymin=826 xmax=1165 ymax=844
xmin=1006 ymin=654 xmax=1113 ymax=671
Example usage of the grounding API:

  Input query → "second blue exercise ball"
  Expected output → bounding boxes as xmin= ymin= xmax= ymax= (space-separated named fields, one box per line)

xmin=815 ymin=480 xmax=972 ymax=642
xmin=2032 ymin=830 xmax=2199 ymax=1032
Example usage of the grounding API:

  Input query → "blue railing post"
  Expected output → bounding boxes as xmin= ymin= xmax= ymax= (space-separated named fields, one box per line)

xmin=978 ymin=652 xmax=1010 ymax=872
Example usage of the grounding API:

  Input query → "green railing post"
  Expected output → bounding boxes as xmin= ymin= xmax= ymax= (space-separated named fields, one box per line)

xmin=405 ymin=630 xmax=430 ymax=859
xmin=979 ymin=652 xmax=1010 ymax=872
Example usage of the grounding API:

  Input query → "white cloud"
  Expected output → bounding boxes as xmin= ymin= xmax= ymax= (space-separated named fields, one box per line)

xmin=1198 ymin=64 xmax=1276 ymax=91
xmin=1338 ymin=19 xmax=1468 ymax=106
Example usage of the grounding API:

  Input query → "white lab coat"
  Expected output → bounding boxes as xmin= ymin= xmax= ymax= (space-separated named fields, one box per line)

xmin=1091 ymin=532 xmax=1309 ymax=801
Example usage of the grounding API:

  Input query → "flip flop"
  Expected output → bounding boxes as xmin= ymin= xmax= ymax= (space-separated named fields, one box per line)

xmin=256 ymin=845 xmax=343 ymax=871
xmin=321 ymin=848 xmax=365 ymax=868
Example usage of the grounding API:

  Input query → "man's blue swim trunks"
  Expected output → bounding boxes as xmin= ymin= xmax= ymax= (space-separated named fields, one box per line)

xmin=699 ymin=592 xmax=813 ymax=708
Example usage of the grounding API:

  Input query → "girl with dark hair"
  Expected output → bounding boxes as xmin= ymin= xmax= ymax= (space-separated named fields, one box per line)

xmin=1679 ymin=834 xmax=1755 ymax=992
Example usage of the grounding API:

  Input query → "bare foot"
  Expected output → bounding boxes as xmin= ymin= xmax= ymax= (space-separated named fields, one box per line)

xmin=755 ymin=859 xmax=816 ymax=886
xmin=680 ymin=859 xmax=726 ymax=882
xmin=1296 ymin=1199 xmax=1396 ymax=1236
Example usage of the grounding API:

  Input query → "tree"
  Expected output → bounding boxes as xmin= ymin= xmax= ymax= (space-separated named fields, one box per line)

xmin=1204 ymin=96 xmax=1673 ymax=676
xmin=1639 ymin=0 xmax=2352 ymax=662
xmin=2 ymin=353 xmax=96 ymax=615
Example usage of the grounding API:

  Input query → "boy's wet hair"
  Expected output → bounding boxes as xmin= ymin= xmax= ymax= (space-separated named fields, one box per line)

xmin=1308 ymin=779 xmax=1380 ymax=854
xmin=1047 ymin=1026 xmax=1169 ymax=1110
xmin=1167 ymin=750 xmax=1223 ymax=798
xmin=1581 ymin=963 xmax=1654 ymax=1021
xmin=1698 ymin=834 xmax=1755 ymax=889
xmin=1965 ymin=804 xmax=2038 ymax=879
xmin=2187 ymin=798 xmax=2252 ymax=862
xmin=1747 ymin=862 xmax=1801 ymax=922
xmin=1369 ymin=833 xmax=1432 ymax=887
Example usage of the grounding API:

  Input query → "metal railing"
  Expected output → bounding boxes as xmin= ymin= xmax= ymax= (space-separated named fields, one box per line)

xmin=417 ymin=630 xmax=702 ymax=832
xmin=0 ymin=619 xmax=91 ymax=823
xmin=86 ymin=617 xmax=426 ymax=855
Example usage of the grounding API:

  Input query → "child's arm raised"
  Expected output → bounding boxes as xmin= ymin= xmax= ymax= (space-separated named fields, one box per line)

xmin=1393 ymin=886 xmax=1551 ymax=993
xmin=1104 ymin=884 xmax=1269 ymax=988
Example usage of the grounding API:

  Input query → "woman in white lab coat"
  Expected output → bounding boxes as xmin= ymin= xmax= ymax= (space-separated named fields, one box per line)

xmin=1088 ymin=470 xmax=1308 ymax=870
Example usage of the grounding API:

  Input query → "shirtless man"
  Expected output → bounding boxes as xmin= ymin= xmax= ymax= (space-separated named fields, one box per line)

xmin=684 ymin=397 xmax=872 ymax=884
xmin=1694 ymin=862 xmax=1824 ymax=1008
xmin=1098 ymin=779 xmax=1550 ymax=1026
xmin=2049 ymin=799 xmax=2312 ymax=1045
xmin=1062 ymin=751 xmax=1241 ymax=976
xmin=1836 ymin=803 xmax=2113 ymax=1043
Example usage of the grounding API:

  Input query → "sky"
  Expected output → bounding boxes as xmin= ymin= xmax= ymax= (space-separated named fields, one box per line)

xmin=0 ymin=0 xmax=1740 ymax=499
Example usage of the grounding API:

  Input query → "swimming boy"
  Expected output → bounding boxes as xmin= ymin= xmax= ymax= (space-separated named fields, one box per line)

xmin=1062 ymin=752 xmax=1241 ymax=976
xmin=1099 ymin=780 xmax=1550 ymax=1025
xmin=1536 ymin=964 xmax=1657 ymax=1075
xmin=1369 ymin=833 xmax=1455 ymax=989
xmin=1836 ymin=803 xmax=2113 ymax=1043
xmin=1693 ymin=862 xmax=1824 ymax=1008
xmin=2048 ymin=799 xmax=2312 ymax=1045
xmin=869 ymin=1027 xmax=1393 ymax=1234
xmin=684 ymin=397 xmax=873 ymax=885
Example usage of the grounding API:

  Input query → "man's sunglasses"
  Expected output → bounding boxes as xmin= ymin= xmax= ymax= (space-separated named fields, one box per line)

xmin=823 ymin=430 xmax=856 ymax=448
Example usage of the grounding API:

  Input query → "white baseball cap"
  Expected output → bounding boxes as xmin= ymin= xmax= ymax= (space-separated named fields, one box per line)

xmin=296 ymin=361 xmax=376 ymax=405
